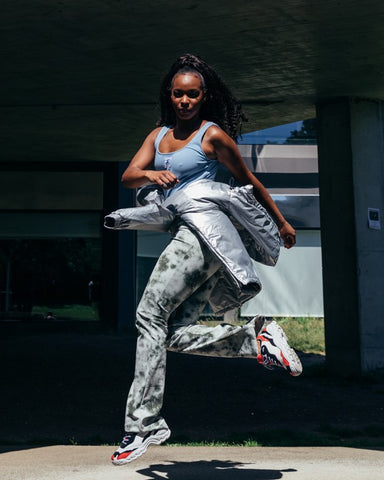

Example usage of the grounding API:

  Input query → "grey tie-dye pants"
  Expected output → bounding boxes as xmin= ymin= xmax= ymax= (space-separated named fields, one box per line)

xmin=125 ymin=223 xmax=260 ymax=433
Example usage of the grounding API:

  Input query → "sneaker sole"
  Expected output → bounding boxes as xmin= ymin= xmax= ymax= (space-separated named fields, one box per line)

xmin=264 ymin=321 xmax=303 ymax=377
xmin=112 ymin=429 xmax=171 ymax=465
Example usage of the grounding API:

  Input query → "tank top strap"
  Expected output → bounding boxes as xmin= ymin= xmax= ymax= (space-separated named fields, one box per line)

xmin=191 ymin=121 xmax=217 ymax=144
xmin=154 ymin=126 xmax=169 ymax=150
xmin=155 ymin=122 xmax=217 ymax=150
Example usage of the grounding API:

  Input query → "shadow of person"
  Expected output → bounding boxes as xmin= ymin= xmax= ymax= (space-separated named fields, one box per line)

xmin=136 ymin=460 xmax=297 ymax=480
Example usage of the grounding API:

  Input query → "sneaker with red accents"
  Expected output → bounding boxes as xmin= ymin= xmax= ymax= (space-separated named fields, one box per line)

xmin=256 ymin=319 xmax=302 ymax=377
xmin=111 ymin=428 xmax=171 ymax=465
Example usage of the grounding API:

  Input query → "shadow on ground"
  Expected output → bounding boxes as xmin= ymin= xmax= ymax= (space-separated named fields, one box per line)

xmin=1 ymin=322 xmax=384 ymax=449
xmin=137 ymin=460 xmax=297 ymax=480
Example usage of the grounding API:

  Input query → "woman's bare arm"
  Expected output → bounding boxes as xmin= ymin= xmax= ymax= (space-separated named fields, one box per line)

xmin=121 ymin=128 xmax=179 ymax=190
xmin=206 ymin=126 xmax=296 ymax=248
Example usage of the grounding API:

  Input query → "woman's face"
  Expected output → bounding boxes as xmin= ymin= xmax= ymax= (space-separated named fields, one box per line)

xmin=170 ymin=73 xmax=205 ymax=122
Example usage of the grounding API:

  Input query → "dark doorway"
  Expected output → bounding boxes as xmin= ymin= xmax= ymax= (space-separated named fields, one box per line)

xmin=0 ymin=238 xmax=101 ymax=322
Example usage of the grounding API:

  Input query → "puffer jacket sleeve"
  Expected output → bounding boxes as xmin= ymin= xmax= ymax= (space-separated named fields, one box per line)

xmin=104 ymin=185 xmax=175 ymax=232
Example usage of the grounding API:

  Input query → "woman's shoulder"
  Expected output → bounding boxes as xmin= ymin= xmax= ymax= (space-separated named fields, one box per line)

xmin=204 ymin=123 xmax=233 ymax=146
xmin=143 ymin=126 xmax=168 ymax=145
xmin=149 ymin=126 xmax=167 ymax=137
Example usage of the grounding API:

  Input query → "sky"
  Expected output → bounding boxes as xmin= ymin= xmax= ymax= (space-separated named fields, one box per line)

xmin=238 ymin=120 xmax=304 ymax=145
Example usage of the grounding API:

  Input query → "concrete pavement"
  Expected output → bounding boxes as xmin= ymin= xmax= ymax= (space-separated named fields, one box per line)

xmin=1 ymin=445 xmax=383 ymax=480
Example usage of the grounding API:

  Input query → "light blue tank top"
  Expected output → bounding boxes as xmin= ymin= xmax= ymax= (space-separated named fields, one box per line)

xmin=154 ymin=121 xmax=218 ymax=197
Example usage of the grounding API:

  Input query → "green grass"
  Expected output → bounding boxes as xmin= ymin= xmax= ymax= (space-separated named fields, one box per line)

xmin=4 ymin=428 xmax=383 ymax=448
xmin=167 ymin=439 xmax=262 ymax=447
xmin=31 ymin=304 xmax=98 ymax=321
xmin=199 ymin=316 xmax=325 ymax=355
xmin=167 ymin=426 xmax=384 ymax=448
xmin=277 ymin=316 xmax=325 ymax=354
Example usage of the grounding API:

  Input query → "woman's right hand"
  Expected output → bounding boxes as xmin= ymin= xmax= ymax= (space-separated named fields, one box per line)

xmin=145 ymin=170 xmax=180 ymax=190
xmin=121 ymin=128 xmax=180 ymax=189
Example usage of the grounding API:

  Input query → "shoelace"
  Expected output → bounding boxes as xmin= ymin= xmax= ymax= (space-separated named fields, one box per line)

xmin=260 ymin=345 xmax=283 ymax=368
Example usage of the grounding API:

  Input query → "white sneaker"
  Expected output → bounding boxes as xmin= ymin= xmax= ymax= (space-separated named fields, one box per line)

xmin=111 ymin=428 xmax=171 ymax=465
xmin=256 ymin=320 xmax=303 ymax=376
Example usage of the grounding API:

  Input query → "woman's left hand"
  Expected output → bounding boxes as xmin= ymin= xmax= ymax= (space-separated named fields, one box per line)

xmin=279 ymin=221 xmax=296 ymax=249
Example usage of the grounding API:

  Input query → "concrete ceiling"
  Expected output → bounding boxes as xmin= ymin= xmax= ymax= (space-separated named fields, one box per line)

xmin=2 ymin=0 xmax=384 ymax=162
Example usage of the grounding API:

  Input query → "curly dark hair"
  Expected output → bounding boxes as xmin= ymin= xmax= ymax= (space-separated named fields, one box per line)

xmin=157 ymin=53 xmax=248 ymax=140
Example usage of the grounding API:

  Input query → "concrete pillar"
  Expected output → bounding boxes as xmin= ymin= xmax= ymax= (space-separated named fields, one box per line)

xmin=102 ymin=163 xmax=137 ymax=333
xmin=316 ymin=98 xmax=384 ymax=375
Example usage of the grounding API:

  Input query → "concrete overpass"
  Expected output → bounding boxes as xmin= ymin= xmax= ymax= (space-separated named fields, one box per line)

xmin=1 ymin=1 xmax=384 ymax=375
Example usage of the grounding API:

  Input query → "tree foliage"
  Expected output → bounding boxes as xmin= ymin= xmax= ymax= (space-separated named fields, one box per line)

xmin=285 ymin=118 xmax=317 ymax=145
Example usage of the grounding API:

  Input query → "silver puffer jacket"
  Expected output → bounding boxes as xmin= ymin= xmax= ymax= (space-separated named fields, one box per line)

xmin=104 ymin=179 xmax=280 ymax=314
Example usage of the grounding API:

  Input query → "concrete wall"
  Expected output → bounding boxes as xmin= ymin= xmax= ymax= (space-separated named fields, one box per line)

xmin=350 ymin=99 xmax=384 ymax=371
xmin=317 ymin=98 xmax=384 ymax=374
